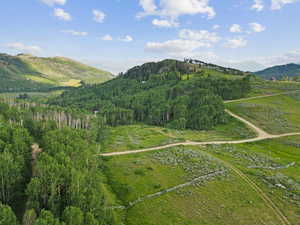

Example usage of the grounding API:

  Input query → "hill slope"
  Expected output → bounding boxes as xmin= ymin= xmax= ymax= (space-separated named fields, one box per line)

xmin=0 ymin=53 xmax=113 ymax=92
xmin=50 ymin=59 xmax=251 ymax=130
xmin=255 ymin=63 xmax=300 ymax=80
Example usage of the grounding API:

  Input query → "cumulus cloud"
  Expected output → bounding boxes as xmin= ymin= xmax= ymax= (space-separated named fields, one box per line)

xmin=5 ymin=42 xmax=43 ymax=54
xmin=251 ymin=0 xmax=264 ymax=11
xmin=119 ymin=35 xmax=134 ymax=42
xmin=138 ymin=0 xmax=216 ymax=19
xmin=139 ymin=0 xmax=158 ymax=15
xmin=101 ymin=34 xmax=113 ymax=41
xmin=249 ymin=22 xmax=266 ymax=32
xmin=93 ymin=10 xmax=106 ymax=23
xmin=224 ymin=37 xmax=247 ymax=48
xmin=229 ymin=24 xmax=242 ymax=33
xmin=146 ymin=39 xmax=211 ymax=55
xmin=62 ymin=30 xmax=88 ymax=36
xmin=271 ymin=0 xmax=298 ymax=10
xmin=152 ymin=19 xmax=179 ymax=27
xmin=179 ymin=29 xmax=221 ymax=43
xmin=54 ymin=8 xmax=71 ymax=21
xmin=40 ymin=0 xmax=66 ymax=6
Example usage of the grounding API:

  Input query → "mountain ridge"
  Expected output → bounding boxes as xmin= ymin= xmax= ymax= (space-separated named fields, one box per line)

xmin=0 ymin=53 xmax=113 ymax=92
xmin=255 ymin=63 xmax=300 ymax=80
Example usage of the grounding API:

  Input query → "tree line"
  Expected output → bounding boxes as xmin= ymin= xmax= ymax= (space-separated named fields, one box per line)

xmin=50 ymin=70 xmax=251 ymax=130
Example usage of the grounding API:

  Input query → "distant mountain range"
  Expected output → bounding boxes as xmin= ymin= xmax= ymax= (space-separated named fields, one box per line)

xmin=0 ymin=53 xmax=113 ymax=92
xmin=255 ymin=63 xmax=300 ymax=80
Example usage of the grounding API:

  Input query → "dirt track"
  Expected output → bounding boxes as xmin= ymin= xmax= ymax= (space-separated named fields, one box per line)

xmin=98 ymin=92 xmax=297 ymax=224
xmin=99 ymin=109 xmax=300 ymax=157
xmin=224 ymin=90 xmax=300 ymax=104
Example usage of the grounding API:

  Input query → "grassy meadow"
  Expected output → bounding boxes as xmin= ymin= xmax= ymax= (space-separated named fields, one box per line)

xmin=226 ymin=92 xmax=300 ymax=134
xmin=102 ymin=116 xmax=256 ymax=153
xmin=103 ymin=135 xmax=300 ymax=225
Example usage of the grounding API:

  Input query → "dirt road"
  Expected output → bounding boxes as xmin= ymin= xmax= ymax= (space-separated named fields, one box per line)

xmin=99 ymin=109 xmax=300 ymax=157
xmin=224 ymin=90 xmax=300 ymax=104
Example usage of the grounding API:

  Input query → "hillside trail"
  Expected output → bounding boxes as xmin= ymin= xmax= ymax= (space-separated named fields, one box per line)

xmin=224 ymin=89 xmax=300 ymax=103
xmin=99 ymin=91 xmax=300 ymax=157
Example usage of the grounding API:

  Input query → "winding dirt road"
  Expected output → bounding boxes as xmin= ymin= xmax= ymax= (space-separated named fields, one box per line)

xmin=99 ymin=91 xmax=300 ymax=157
xmin=99 ymin=109 xmax=300 ymax=157
xmin=98 ymin=91 xmax=299 ymax=225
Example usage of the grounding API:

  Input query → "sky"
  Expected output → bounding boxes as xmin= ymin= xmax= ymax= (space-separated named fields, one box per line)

xmin=0 ymin=0 xmax=300 ymax=74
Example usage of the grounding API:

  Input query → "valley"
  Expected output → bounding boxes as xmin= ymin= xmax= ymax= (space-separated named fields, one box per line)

xmin=0 ymin=58 xmax=299 ymax=225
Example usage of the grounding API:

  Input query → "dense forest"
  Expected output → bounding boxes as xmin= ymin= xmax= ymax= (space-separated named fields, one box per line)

xmin=50 ymin=59 xmax=251 ymax=130
xmin=0 ymin=100 xmax=120 ymax=225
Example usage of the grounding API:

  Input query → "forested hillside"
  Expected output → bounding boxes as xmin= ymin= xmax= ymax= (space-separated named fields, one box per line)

xmin=255 ymin=63 xmax=300 ymax=80
xmin=0 ymin=53 xmax=113 ymax=92
xmin=0 ymin=100 xmax=121 ymax=225
xmin=50 ymin=59 xmax=251 ymax=130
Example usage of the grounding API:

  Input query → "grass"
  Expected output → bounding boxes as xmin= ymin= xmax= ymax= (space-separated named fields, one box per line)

xmin=102 ymin=117 xmax=256 ymax=153
xmin=20 ymin=55 xmax=113 ymax=84
xmin=103 ymin=140 xmax=299 ymax=225
xmin=248 ymin=80 xmax=300 ymax=97
xmin=226 ymin=93 xmax=300 ymax=134
xmin=25 ymin=75 xmax=58 ymax=85
xmin=0 ymin=91 xmax=64 ymax=103
xmin=60 ymin=79 xmax=81 ymax=87
xmin=205 ymin=136 xmax=300 ymax=225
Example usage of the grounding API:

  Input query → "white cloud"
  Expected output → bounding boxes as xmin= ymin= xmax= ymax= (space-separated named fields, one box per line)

xmin=179 ymin=29 xmax=221 ymax=43
xmin=229 ymin=24 xmax=242 ymax=33
xmin=152 ymin=19 xmax=179 ymax=27
xmin=259 ymin=49 xmax=300 ymax=66
xmin=93 ymin=10 xmax=106 ymax=23
xmin=271 ymin=0 xmax=298 ymax=10
xmin=62 ymin=30 xmax=88 ymax=36
xmin=251 ymin=0 xmax=264 ymax=11
xmin=146 ymin=39 xmax=211 ymax=55
xmin=5 ymin=42 xmax=43 ymax=54
xmin=224 ymin=37 xmax=247 ymax=48
xmin=249 ymin=22 xmax=266 ymax=32
xmin=40 ymin=0 xmax=66 ymax=6
xmin=212 ymin=24 xmax=220 ymax=30
xmin=139 ymin=0 xmax=158 ymax=15
xmin=54 ymin=8 xmax=72 ymax=21
xmin=119 ymin=35 xmax=134 ymax=42
xmin=101 ymin=34 xmax=113 ymax=41
xmin=138 ymin=0 xmax=216 ymax=19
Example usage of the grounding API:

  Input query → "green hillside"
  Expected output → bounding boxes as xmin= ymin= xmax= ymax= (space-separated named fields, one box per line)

xmin=255 ymin=63 xmax=300 ymax=80
xmin=50 ymin=59 xmax=251 ymax=131
xmin=0 ymin=53 xmax=113 ymax=92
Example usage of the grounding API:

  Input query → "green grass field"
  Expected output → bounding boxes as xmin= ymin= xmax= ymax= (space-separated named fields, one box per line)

xmin=248 ymin=80 xmax=300 ymax=97
xmin=103 ymin=136 xmax=300 ymax=225
xmin=226 ymin=92 xmax=300 ymax=134
xmin=102 ymin=116 xmax=256 ymax=153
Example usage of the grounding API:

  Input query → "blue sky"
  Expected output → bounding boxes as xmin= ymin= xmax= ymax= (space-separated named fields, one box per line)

xmin=1 ymin=0 xmax=299 ymax=73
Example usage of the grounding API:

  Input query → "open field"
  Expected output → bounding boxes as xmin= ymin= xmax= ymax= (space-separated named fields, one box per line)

xmin=0 ymin=90 xmax=64 ymax=103
xmin=226 ymin=92 xmax=300 ymax=134
xmin=205 ymin=136 xmax=300 ymax=225
xmin=248 ymin=80 xmax=300 ymax=97
xmin=103 ymin=135 xmax=300 ymax=225
xmin=102 ymin=117 xmax=256 ymax=153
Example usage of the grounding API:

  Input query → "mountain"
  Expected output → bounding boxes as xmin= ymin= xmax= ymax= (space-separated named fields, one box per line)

xmin=50 ymin=59 xmax=251 ymax=130
xmin=255 ymin=63 xmax=300 ymax=80
xmin=122 ymin=58 xmax=249 ymax=80
xmin=0 ymin=53 xmax=113 ymax=92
